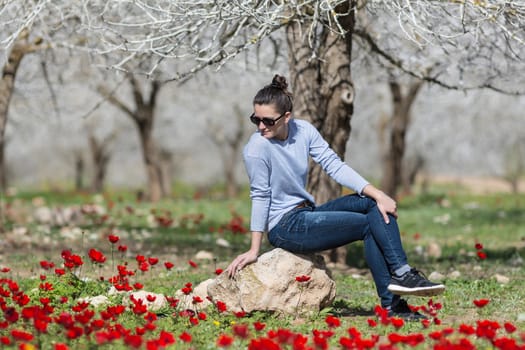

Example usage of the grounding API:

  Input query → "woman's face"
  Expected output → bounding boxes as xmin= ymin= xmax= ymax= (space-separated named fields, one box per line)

xmin=253 ymin=104 xmax=290 ymax=140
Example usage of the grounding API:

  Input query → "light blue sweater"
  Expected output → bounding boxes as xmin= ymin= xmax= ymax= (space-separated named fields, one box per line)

xmin=243 ymin=118 xmax=369 ymax=232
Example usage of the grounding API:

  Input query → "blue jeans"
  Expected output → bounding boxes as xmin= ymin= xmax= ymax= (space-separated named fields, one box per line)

xmin=268 ymin=194 xmax=408 ymax=307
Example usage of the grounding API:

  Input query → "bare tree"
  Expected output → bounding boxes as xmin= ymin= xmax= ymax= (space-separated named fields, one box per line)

xmin=0 ymin=30 xmax=45 ymax=192
xmin=88 ymin=130 xmax=116 ymax=193
xmin=207 ymin=103 xmax=247 ymax=198
xmin=97 ymin=74 xmax=167 ymax=201
xmin=379 ymin=78 xmax=424 ymax=198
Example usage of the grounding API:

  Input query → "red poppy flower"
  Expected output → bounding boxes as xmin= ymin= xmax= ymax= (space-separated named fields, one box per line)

xmin=233 ymin=324 xmax=249 ymax=339
xmin=88 ymin=249 xmax=106 ymax=264
xmin=164 ymin=261 xmax=174 ymax=270
xmin=215 ymin=268 xmax=224 ymax=275
xmin=253 ymin=321 xmax=266 ymax=331
xmin=367 ymin=318 xmax=377 ymax=327
xmin=216 ymin=301 xmax=227 ymax=313
xmin=179 ymin=331 xmax=192 ymax=343
xmin=148 ymin=257 xmax=159 ymax=265
xmin=475 ymin=243 xmax=483 ymax=250
xmin=188 ymin=260 xmax=198 ymax=268
xmin=295 ymin=275 xmax=311 ymax=283
xmin=118 ymin=245 xmax=127 ymax=252
xmin=390 ymin=317 xmax=405 ymax=329
xmin=108 ymin=235 xmax=120 ymax=244
xmin=325 ymin=315 xmax=341 ymax=328
xmin=217 ymin=334 xmax=234 ymax=347
xmin=504 ymin=322 xmax=517 ymax=333
xmin=477 ymin=251 xmax=487 ymax=260
xmin=234 ymin=311 xmax=246 ymax=318
xmin=473 ymin=299 xmax=490 ymax=308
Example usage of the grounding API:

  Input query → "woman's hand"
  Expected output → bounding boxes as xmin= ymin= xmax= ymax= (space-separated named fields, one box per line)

xmin=375 ymin=192 xmax=398 ymax=224
xmin=226 ymin=231 xmax=264 ymax=278
xmin=362 ymin=184 xmax=398 ymax=224
xmin=226 ymin=250 xmax=258 ymax=278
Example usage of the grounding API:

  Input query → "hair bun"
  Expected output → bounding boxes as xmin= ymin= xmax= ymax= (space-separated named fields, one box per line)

xmin=270 ymin=74 xmax=288 ymax=90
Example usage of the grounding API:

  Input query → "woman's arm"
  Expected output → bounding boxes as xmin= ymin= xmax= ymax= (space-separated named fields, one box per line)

xmin=226 ymin=231 xmax=264 ymax=278
xmin=362 ymin=184 xmax=398 ymax=224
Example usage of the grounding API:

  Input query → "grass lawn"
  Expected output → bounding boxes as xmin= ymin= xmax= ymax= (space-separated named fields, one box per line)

xmin=0 ymin=185 xmax=523 ymax=349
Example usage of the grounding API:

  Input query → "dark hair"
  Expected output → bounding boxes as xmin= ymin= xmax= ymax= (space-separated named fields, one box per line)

xmin=253 ymin=74 xmax=293 ymax=114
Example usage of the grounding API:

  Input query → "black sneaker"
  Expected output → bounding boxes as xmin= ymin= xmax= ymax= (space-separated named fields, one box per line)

xmin=387 ymin=268 xmax=445 ymax=297
xmin=388 ymin=299 xmax=427 ymax=321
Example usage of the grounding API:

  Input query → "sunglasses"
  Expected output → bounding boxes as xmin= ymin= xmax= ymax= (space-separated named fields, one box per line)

xmin=250 ymin=112 xmax=286 ymax=127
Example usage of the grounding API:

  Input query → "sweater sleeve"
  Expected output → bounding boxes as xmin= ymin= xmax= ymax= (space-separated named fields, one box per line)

xmin=307 ymin=123 xmax=369 ymax=194
xmin=243 ymin=154 xmax=271 ymax=232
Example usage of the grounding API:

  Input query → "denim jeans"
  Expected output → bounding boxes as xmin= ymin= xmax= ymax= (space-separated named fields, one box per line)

xmin=268 ymin=194 xmax=408 ymax=307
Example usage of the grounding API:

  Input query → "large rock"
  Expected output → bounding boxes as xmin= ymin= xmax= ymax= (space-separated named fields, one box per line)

xmin=207 ymin=248 xmax=336 ymax=316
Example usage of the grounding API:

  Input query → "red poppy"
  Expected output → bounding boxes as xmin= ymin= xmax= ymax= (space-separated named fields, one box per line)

xmin=477 ymin=251 xmax=487 ymax=260
xmin=216 ymin=301 xmax=227 ymax=313
xmin=215 ymin=268 xmax=224 ymax=275
xmin=295 ymin=275 xmax=311 ymax=283
xmin=253 ymin=321 xmax=266 ymax=331
xmin=367 ymin=318 xmax=377 ymax=327
xmin=233 ymin=324 xmax=249 ymax=339
xmin=164 ymin=262 xmax=174 ymax=270
xmin=217 ymin=334 xmax=234 ymax=347
xmin=475 ymin=243 xmax=484 ymax=250
xmin=234 ymin=311 xmax=246 ymax=318
xmin=88 ymin=249 xmax=106 ymax=264
xmin=390 ymin=317 xmax=405 ymax=329
xmin=325 ymin=315 xmax=341 ymax=328
xmin=504 ymin=322 xmax=517 ymax=333
xmin=118 ymin=245 xmax=127 ymax=252
xmin=108 ymin=235 xmax=120 ymax=244
xmin=179 ymin=331 xmax=192 ymax=343
xmin=188 ymin=260 xmax=198 ymax=268
xmin=148 ymin=257 xmax=159 ymax=265
xmin=473 ymin=299 xmax=490 ymax=308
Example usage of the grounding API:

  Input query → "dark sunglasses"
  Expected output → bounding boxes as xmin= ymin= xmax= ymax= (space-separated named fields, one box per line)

xmin=250 ymin=112 xmax=286 ymax=127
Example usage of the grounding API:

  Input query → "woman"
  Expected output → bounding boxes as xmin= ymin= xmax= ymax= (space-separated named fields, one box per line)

xmin=226 ymin=75 xmax=445 ymax=319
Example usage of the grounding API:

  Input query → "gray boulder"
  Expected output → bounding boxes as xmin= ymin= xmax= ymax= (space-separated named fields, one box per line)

xmin=207 ymin=248 xmax=336 ymax=316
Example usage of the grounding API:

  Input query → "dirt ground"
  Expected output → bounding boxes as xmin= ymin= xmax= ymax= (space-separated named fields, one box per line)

xmin=420 ymin=174 xmax=523 ymax=194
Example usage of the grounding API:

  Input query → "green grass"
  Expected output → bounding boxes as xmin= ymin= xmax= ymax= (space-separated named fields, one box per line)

xmin=1 ymin=187 xmax=524 ymax=348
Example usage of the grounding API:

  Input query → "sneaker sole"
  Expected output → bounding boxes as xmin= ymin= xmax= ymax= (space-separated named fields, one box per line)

xmin=387 ymin=284 xmax=446 ymax=297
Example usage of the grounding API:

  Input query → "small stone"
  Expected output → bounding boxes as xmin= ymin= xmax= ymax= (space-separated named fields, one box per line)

xmin=428 ymin=271 xmax=445 ymax=282
xmin=195 ymin=250 xmax=214 ymax=260
xmin=447 ymin=270 xmax=461 ymax=279
xmin=493 ymin=274 xmax=510 ymax=284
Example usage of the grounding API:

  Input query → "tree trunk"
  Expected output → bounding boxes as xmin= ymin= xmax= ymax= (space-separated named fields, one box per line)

xmin=88 ymin=133 xmax=113 ymax=193
xmin=136 ymin=108 xmax=163 ymax=202
xmin=380 ymin=79 xmax=423 ymax=198
xmin=74 ymin=152 xmax=84 ymax=191
xmin=0 ymin=30 xmax=43 ymax=230
xmin=98 ymin=76 xmax=166 ymax=201
xmin=286 ymin=1 xmax=356 ymax=265
xmin=0 ymin=30 xmax=41 ymax=192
